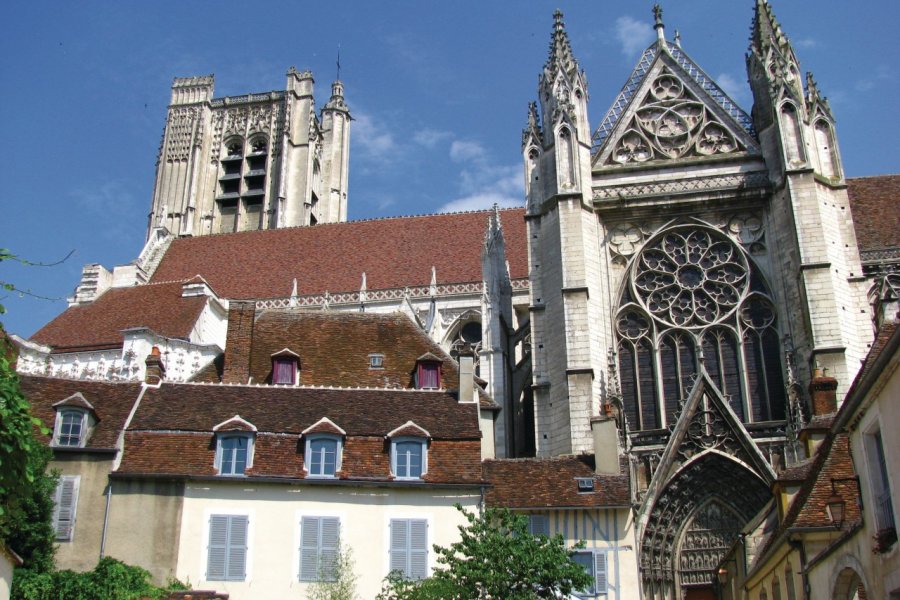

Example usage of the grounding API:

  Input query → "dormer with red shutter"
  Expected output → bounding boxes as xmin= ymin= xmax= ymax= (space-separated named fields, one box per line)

xmin=414 ymin=353 xmax=442 ymax=390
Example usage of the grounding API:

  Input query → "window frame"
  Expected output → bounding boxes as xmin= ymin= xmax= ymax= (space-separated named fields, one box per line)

xmin=391 ymin=437 xmax=427 ymax=480
xmin=215 ymin=433 xmax=254 ymax=476
xmin=528 ymin=514 xmax=550 ymax=537
xmin=571 ymin=549 xmax=608 ymax=597
xmin=389 ymin=518 xmax=428 ymax=580
xmin=304 ymin=435 xmax=342 ymax=478
xmin=299 ymin=516 xmax=341 ymax=582
xmin=54 ymin=408 xmax=87 ymax=448
xmin=272 ymin=355 xmax=298 ymax=385
xmin=416 ymin=361 xmax=441 ymax=389
xmin=206 ymin=513 xmax=249 ymax=582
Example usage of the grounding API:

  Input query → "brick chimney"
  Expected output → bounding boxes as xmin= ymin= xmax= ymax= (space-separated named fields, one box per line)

xmin=145 ymin=346 xmax=166 ymax=384
xmin=222 ymin=302 xmax=256 ymax=384
xmin=808 ymin=367 xmax=838 ymax=416
xmin=457 ymin=344 xmax=475 ymax=404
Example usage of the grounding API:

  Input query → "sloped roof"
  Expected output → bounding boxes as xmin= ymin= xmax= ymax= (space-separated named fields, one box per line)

xmin=117 ymin=382 xmax=484 ymax=484
xmin=242 ymin=312 xmax=476 ymax=392
xmin=20 ymin=376 xmax=142 ymax=449
xmin=847 ymin=175 xmax=900 ymax=256
xmin=150 ymin=208 xmax=528 ymax=300
xmin=128 ymin=383 xmax=482 ymax=439
xmin=30 ymin=281 xmax=208 ymax=352
xmin=483 ymin=455 xmax=630 ymax=509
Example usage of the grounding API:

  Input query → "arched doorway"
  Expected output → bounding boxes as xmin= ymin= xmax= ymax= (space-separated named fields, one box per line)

xmin=832 ymin=567 xmax=867 ymax=600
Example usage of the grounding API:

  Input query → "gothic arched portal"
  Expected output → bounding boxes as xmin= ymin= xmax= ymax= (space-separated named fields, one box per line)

xmin=641 ymin=452 xmax=770 ymax=599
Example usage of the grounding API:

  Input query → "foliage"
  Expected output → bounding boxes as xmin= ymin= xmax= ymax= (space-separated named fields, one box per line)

xmin=12 ymin=557 xmax=185 ymax=600
xmin=0 ymin=323 xmax=56 ymax=572
xmin=377 ymin=505 xmax=593 ymax=600
xmin=0 ymin=248 xmax=72 ymax=314
xmin=306 ymin=542 xmax=360 ymax=600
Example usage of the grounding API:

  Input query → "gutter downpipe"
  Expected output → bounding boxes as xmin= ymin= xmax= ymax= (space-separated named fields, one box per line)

xmin=99 ymin=480 xmax=111 ymax=559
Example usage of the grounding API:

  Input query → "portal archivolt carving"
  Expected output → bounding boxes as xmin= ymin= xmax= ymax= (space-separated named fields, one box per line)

xmin=609 ymin=69 xmax=744 ymax=164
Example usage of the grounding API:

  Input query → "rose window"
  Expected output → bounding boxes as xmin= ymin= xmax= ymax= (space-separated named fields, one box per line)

xmin=633 ymin=228 xmax=748 ymax=328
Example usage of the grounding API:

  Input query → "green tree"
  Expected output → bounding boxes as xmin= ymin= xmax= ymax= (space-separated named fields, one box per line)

xmin=377 ymin=505 xmax=593 ymax=600
xmin=306 ymin=542 xmax=360 ymax=600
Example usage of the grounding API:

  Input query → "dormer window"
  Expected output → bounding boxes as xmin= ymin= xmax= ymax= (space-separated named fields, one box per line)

xmin=56 ymin=409 xmax=87 ymax=447
xmin=302 ymin=418 xmax=346 ymax=479
xmin=388 ymin=422 xmax=430 ymax=481
xmin=415 ymin=354 xmax=443 ymax=390
xmin=213 ymin=416 xmax=257 ymax=476
xmin=52 ymin=393 xmax=96 ymax=448
xmin=271 ymin=349 xmax=300 ymax=385
xmin=369 ymin=354 xmax=384 ymax=369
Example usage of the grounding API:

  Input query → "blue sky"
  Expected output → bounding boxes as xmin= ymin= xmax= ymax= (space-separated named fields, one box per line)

xmin=1 ymin=1 xmax=897 ymax=337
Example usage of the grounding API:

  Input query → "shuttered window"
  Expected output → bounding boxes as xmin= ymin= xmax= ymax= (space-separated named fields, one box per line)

xmin=207 ymin=514 xmax=248 ymax=581
xmin=53 ymin=476 xmax=80 ymax=541
xmin=572 ymin=550 xmax=608 ymax=595
xmin=299 ymin=516 xmax=340 ymax=581
xmin=528 ymin=514 xmax=550 ymax=537
xmin=389 ymin=519 xmax=428 ymax=580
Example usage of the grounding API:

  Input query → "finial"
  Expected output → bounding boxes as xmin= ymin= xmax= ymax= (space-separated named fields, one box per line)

xmin=674 ymin=29 xmax=681 ymax=47
xmin=553 ymin=9 xmax=564 ymax=32
xmin=336 ymin=44 xmax=341 ymax=81
xmin=653 ymin=4 xmax=665 ymax=42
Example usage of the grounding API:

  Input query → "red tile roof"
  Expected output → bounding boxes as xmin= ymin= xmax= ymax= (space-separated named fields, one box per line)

xmin=20 ymin=376 xmax=142 ymax=449
xmin=847 ymin=175 xmax=900 ymax=254
xmin=30 ymin=281 xmax=208 ymax=352
xmin=483 ymin=455 xmax=631 ymax=509
xmin=150 ymin=208 xmax=528 ymax=299
xmin=242 ymin=311 xmax=479 ymax=394
xmin=118 ymin=382 xmax=484 ymax=484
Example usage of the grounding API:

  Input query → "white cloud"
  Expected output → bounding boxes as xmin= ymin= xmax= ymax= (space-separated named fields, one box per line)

xmin=352 ymin=111 xmax=396 ymax=159
xmin=855 ymin=65 xmax=893 ymax=93
xmin=449 ymin=139 xmax=487 ymax=163
xmin=795 ymin=38 xmax=817 ymax=49
xmin=614 ymin=16 xmax=654 ymax=58
xmin=438 ymin=192 xmax=521 ymax=214
xmin=716 ymin=72 xmax=749 ymax=107
xmin=413 ymin=128 xmax=452 ymax=149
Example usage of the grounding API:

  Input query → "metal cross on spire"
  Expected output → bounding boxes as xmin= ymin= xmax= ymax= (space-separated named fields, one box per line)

xmin=336 ymin=44 xmax=341 ymax=81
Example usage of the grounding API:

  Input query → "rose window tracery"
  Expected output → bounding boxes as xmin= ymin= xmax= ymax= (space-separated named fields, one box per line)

xmin=616 ymin=225 xmax=786 ymax=431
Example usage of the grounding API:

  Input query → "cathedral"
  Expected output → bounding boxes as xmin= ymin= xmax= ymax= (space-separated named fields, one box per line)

xmin=10 ymin=2 xmax=898 ymax=599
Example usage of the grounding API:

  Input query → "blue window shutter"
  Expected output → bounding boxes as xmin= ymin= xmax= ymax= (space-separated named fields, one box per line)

xmin=53 ymin=476 xmax=79 ymax=541
xmin=207 ymin=515 xmax=228 ymax=580
xmin=320 ymin=517 xmax=340 ymax=581
xmin=389 ymin=519 xmax=408 ymax=574
xmin=408 ymin=520 xmax=428 ymax=580
xmin=227 ymin=516 xmax=248 ymax=581
xmin=595 ymin=552 xmax=608 ymax=594
xmin=299 ymin=516 xmax=320 ymax=581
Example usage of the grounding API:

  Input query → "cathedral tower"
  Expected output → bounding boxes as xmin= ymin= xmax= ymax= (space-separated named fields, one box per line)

xmin=147 ymin=68 xmax=351 ymax=239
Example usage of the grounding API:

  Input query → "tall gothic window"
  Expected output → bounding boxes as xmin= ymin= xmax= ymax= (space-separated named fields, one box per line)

xmin=616 ymin=225 xmax=786 ymax=430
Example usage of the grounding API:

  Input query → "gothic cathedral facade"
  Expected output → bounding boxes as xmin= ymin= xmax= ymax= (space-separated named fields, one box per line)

xmin=521 ymin=3 xmax=873 ymax=597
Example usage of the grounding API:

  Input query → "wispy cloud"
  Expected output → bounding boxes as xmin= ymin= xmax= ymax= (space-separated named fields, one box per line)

xmin=71 ymin=179 xmax=142 ymax=242
xmin=439 ymin=139 xmax=523 ymax=213
xmin=716 ymin=72 xmax=750 ymax=108
xmin=795 ymin=38 xmax=817 ymax=49
xmin=412 ymin=128 xmax=452 ymax=149
xmin=614 ymin=16 xmax=654 ymax=58
xmin=855 ymin=65 xmax=893 ymax=93
xmin=353 ymin=110 xmax=397 ymax=159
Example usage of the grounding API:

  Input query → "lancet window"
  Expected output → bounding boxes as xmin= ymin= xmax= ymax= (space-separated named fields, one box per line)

xmin=615 ymin=225 xmax=786 ymax=430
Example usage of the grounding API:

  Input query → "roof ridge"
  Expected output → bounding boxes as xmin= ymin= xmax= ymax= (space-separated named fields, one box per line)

xmin=162 ymin=380 xmax=453 ymax=393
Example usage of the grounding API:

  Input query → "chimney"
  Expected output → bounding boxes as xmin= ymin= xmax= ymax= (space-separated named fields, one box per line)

xmin=145 ymin=346 xmax=166 ymax=384
xmin=590 ymin=415 xmax=620 ymax=475
xmin=808 ymin=367 xmax=838 ymax=416
xmin=457 ymin=344 xmax=475 ymax=403
xmin=222 ymin=302 xmax=256 ymax=384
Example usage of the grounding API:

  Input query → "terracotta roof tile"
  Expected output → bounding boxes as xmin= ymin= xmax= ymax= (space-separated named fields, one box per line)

xmin=129 ymin=383 xmax=482 ymax=439
xmin=244 ymin=312 xmax=478 ymax=395
xmin=483 ymin=455 xmax=631 ymax=509
xmin=150 ymin=208 xmax=528 ymax=299
xmin=118 ymin=382 xmax=483 ymax=484
xmin=20 ymin=376 xmax=142 ymax=449
xmin=30 ymin=281 xmax=208 ymax=352
xmin=847 ymin=175 xmax=900 ymax=254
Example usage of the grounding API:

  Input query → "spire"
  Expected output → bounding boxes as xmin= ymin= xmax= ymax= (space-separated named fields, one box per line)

xmin=521 ymin=101 xmax=543 ymax=149
xmin=750 ymin=0 xmax=791 ymax=57
xmin=544 ymin=10 xmax=579 ymax=80
xmin=805 ymin=71 xmax=833 ymax=119
xmin=653 ymin=4 xmax=665 ymax=43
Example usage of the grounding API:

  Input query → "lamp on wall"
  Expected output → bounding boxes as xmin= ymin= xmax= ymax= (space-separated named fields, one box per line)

xmin=716 ymin=558 xmax=737 ymax=585
xmin=825 ymin=477 xmax=861 ymax=529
